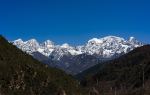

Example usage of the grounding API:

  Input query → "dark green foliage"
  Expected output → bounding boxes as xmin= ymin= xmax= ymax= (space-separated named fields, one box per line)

xmin=80 ymin=45 xmax=150 ymax=95
xmin=75 ymin=63 xmax=105 ymax=81
xmin=0 ymin=35 xmax=84 ymax=95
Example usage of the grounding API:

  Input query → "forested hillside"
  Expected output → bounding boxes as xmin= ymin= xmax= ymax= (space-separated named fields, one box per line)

xmin=0 ymin=35 xmax=85 ymax=95
xmin=78 ymin=45 xmax=150 ymax=95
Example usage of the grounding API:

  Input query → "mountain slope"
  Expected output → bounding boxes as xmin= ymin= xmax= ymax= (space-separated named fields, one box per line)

xmin=78 ymin=45 xmax=150 ymax=95
xmin=0 ymin=35 xmax=84 ymax=95
xmin=13 ymin=36 xmax=143 ymax=60
xmin=12 ymin=36 xmax=143 ymax=74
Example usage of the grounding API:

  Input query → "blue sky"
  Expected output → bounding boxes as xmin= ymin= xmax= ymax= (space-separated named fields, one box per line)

xmin=0 ymin=0 xmax=150 ymax=45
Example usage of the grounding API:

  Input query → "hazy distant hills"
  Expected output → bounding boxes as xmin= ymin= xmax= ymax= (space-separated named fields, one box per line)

xmin=12 ymin=36 xmax=143 ymax=74
xmin=0 ymin=35 xmax=84 ymax=95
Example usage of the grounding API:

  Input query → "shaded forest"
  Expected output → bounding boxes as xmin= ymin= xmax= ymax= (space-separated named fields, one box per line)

xmin=0 ymin=35 xmax=86 ymax=95
xmin=78 ymin=45 xmax=150 ymax=95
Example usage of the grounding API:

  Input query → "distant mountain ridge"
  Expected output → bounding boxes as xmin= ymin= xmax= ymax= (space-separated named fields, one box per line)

xmin=13 ymin=36 xmax=143 ymax=60
xmin=12 ymin=36 xmax=143 ymax=74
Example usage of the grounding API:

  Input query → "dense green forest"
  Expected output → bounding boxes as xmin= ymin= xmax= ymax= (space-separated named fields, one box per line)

xmin=0 ymin=35 xmax=87 ymax=95
xmin=78 ymin=45 xmax=150 ymax=95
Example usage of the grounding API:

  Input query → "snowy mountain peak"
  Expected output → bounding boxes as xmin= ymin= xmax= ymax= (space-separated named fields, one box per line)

xmin=100 ymin=36 xmax=125 ymax=42
xmin=88 ymin=38 xmax=103 ymax=45
xmin=87 ymin=36 xmax=125 ymax=46
xmin=44 ymin=40 xmax=54 ymax=45
xmin=84 ymin=36 xmax=143 ymax=56
xmin=12 ymin=36 xmax=143 ymax=60
xmin=42 ymin=40 xmax=54 ymax=48
xmin=129 ymin=36 xmax=136 ymax=42
xmin=14 ymin=38 xmax=23 ymax=42
xmin=26 ymin=39 xmax=39 ymax=48
xmin=13 ymin=38 xmax=24 ymax=45
xmin=61 ymin=43 xmax=71 ymax=48
xmin=128 ymin=36 xmax=142 ymax=46
xmin=26 ymin=39 xmax=38 ymax=43
xmin=102 ymin=36 xmax=123 ymax=39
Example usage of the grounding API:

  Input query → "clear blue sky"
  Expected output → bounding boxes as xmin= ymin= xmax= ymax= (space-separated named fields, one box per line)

xmin=0 ymin=0 xmax=150 ymax=45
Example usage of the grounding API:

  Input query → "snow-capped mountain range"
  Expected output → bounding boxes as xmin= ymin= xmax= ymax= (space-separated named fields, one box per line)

xmin=12 ymin=36 xmax=143 ymax=60
xmin=12 ymin=36 xmax=144 ymax=74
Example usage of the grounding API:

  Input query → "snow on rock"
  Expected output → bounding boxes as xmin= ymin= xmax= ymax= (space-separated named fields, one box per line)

xmin=12 ymin=36 xmax=143 ymax=60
